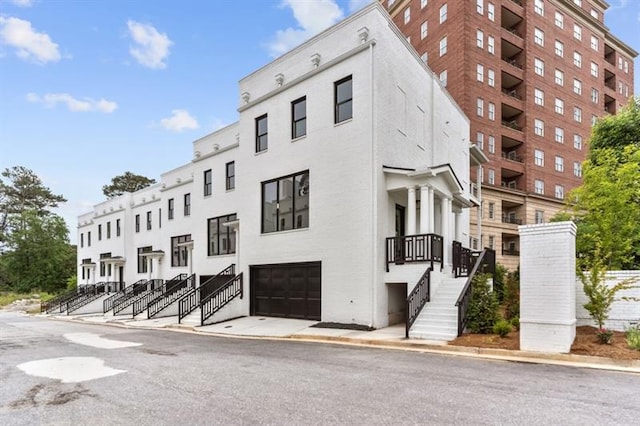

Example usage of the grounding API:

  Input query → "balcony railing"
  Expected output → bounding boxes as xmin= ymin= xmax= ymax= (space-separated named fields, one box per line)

xmin=501 ymin=152 xmax=523 ymax=163
xmin=386 ymin=233 xmax=443 ymax=272
xmin=502 ymin=248 xmax=520 ymax=256
xmin=502 ymin=120 xmax=523 ymax=131
xmin=502 ymin=58 xmax=523 ymax=70
xmin=509 ymin=0 xmax=523 ymax=6
xmin=502 ymin=216 xmax=523 ymax=225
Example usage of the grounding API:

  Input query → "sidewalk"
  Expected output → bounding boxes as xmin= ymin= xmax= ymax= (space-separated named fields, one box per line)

xmin=50 ymin=313 xmax=640 ymax=374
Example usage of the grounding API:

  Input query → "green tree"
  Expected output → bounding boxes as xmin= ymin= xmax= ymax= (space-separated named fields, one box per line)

xmin=588 ymin=97 xmax=639 ymax=158
xmin=102 ymin=172 xmax=156 ymax=198
xmin=466 ymin=273 xmax=500 ymax=334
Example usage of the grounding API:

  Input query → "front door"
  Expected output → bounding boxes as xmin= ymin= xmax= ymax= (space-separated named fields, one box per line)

xmin=395 ymin=204 xmax=406 ymax=237
xmin=118 ymin=266 xmax=124 ymax=291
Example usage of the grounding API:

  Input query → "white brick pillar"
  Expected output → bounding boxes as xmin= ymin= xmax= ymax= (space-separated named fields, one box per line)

xmin=428 ymin=187 xmax=435 ymax=233
xmin=419 ymin=185 xmax=430 ymax=234
xmin=519 ymin=221 xmax=577 ymax=353
xmin=441 ymin=197 xmax=451 ymax=267
xmin=407 ymin=186 xmax=416 ymax=236
xmin=454 ymin=210 xmax=462 ymax=243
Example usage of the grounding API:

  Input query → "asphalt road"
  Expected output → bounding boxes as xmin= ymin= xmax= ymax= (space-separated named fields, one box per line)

xmin=1 ymin=311 xmax=638 ymax=426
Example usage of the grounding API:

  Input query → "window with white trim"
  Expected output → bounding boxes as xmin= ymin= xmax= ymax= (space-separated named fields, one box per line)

xmin=573 ymin=24 xmax=582 ymax=40
xmin=574 ymin=161 xmax=582 ymax=177
xmin=590 ymin=35 xmax=599 ymax=51
xmin=555 ymin=98 xmax=564 ymax=115
xmin=487 ymin=36 xmax=495 ymax=54
xmin=534 ymin=28 xmax=544 ymax=46
xmin=590 ymin=62 xmax=598 ymax=78
xmin=573 ymin=51 xmax=582 ymax=68
xmin=421 ymin=21 xmax=428 ymax=39
xmin=534 ymin=58 xmax=544 ymax=76
xmin=535 ymin=210 xmax=544 ymax=224
xmin=476 ymin=98 xmax=484 ymax=117
xmin=476 ymin=64 xmax=484 ymax=82
xmin=555 ymin=185 xmax=564 ymax=200
xmin=555 ymin=127 xmax=564 ymax=143
xmin=488 ymin=103 xmax=495 ymax=121
xmin=573 ymin=78 xmax=582 ymax=95
xmin=590 ymin=9 xmax=598 ymax=19
xmin=476 ymin=132 xmax=484 ymax=150
xmin=476 ymin=30 xmax=484 ymax=48
xmin=534 ymin=179 xmax=544 ymax=195
xmin=555 ymin=69 xmax=564 ymax=86
xmin=624 ymin=60 xmax=629 ymax=73
xmin=574 ymin=106 xmax=582 ymax=123
xmin=554 ymin=40 xmax=564 ymax=57
xmin=534 ymin=88 xmax=544 ymax=106
xmin=488 ymin=169 xmax=495 ymax=185
xmin=404 ymin=7 xmax=410 ymax=24
xmin=487 ymin=3 xmax=495 ymax=21
xmin=487 ymin=69 xmax=495 ymax=87
xmin=488 ymin=202 xmax=495 ymax=219
xmin=534 ymin=119 xmax=544 ymax=136
xmin=439 ymin=36 xmax=448 ymax=56
xmin=534 ymin=149 xmax=544 ymax=166
xmin=591 ymin=88 xmax=599 ymax=104
xmin=555 ymin=11 xmax=564 ymax=28
xmin=477 ymin=0 xmax=483 ymax=14
xmin=534 ymin=0 xmax=544 ymax=15
xmin=574 ymin=134 xmax=583 ymax=150
xmin=421 ymin=0 xmax=427 ymax=8
xmin=439 ymin=4 xmax=447 ymax=23
xmin=573 ymin=0 xmax=582 ymax=7
xmin=555 ymin=156 xmax=564 ymax=172
xmin=439 ymin=70 xmax=448 ymax=87
xmin=488 ymin=135 xmax=495 ymax=153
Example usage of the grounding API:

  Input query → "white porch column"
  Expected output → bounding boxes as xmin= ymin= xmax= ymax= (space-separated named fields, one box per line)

xmin=147 ymin=257 xmax=153 ymax=281
xmin=188 ymin=246 xmax=194 ymax=276
xmin=476 ymin=167 xmax=483 ymax=247
xmin=90 ymin=265 xmax=96 ymax=285
xmin=407 ymin=186 xmax=416 ymax=235
xmin=419 ymin=185 xmax=430 ymax=234
xmin=428 ymin=187 xmax=435 ymax=233
xmin=454 ymin=210 xmax=463 ymax=243
xmin=441 ymin=196 xmax=451 ymax=266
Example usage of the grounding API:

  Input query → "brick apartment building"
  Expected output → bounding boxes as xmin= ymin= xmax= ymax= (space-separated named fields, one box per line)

xmin=383 ymin=0 xmax=636 ymax=269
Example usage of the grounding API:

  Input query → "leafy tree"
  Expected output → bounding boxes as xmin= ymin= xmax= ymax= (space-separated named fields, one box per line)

xmin=588 ymin=97 xmax=639 ymax=159
xmin=466 ymin=273 xmax=500 ymax=334
xmin=102 ymin=172 xmax=156 ymax=198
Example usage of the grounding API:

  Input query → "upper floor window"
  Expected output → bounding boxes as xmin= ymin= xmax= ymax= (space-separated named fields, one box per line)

xmin=256 ymin=114 xmax=268 ymax=152
xmin=590 ymin=35 xmax=599 ymax=51
xmin=573 ymin=107 xmax=582 ymax=123
xmin=534 ymin=28 xmax=544 ymax=46
xmin=591 ymin=88 xmax=599 ymax=104
xmin=555 ymin=11 xmax=564 ymax=28
xmin=534 ymin=119 xmax=544 ymax=137
xmin=146 ymin=211 xmax=152 ymax=230
xmin=554 ymin=40 xmax=564 ymax=57
xmin=574 ymin=162 xmax=582 ymax=177
xmin=555 ymin=98 xmax=564 ymax=115
xmin=555 ymin=156 xmax=564 ymax=172
xmin=204 ymin=169 xmax=212 ymax=196
xmin=421 ymin=0 xmax=427 ymax=8
xmin=590 ymin=62 xmax=598 ymax=78
xmin=116 ymin=219 xmax=121 ymax=237
xmin=98 ymin=224 xmax=102 ymax=241
xmin=439 ymin=70 xmax=448 ymax=87
xmin=476 ymin=30 xmax=484 ymax=48
xmin=171 ymin=235 xmax=191 ymax=267
xmin=534 ymin=149 xmax=544 ymax=166
xmin=476 ymin=98 xmax=484 ymax=117
xmin=207 ymin=213 xmax=237 ymax=256
xmin=226 ymin=161 xmax=235 ymax=190
xmin=262 ymin=171 xmax=309 ymax=234
xmin=535 ymin=210 xmax=544 ymax=224
xmin=534 ymin=179 xmax=544 ymax=195
xmin=184 ymin=193 xmax=191 ymax=216
xmin=420 ymin=21 xmax=428 ymax=40
xmin=476 ymin=0 xmax=483 ymax=15
xmin=404 ymin=7 xmax=410 ymax=24
xmin=335 ymin=75 xmax=353 ymax=123
xmin=168 ymin=198 xmax=174 ymax=220
xmin=487 ymin=3 xmax=494 ymax=21
xmin=476 ymin=132 xmax=484 ymax=149
xmin=292 ymin=96 xmax=306 ymax=138
xmin=573 ymin=78 xmax=582 ymax=95
xmin=534 ymin=0 xmax=544 ymax=15
xmin=555 ymin=69 xmax=564 ymax=86
xmin=534 ymin=88 xmax=544 ymax=106
xmin=80 ymin=233 xmax=84 ymax=248
xmin=573 ymin=24 xmax=582 ymax=40
xmin=488 ymin=102 xmax=495 ymax=121
xmin=488 ymin=169 xmax=495 ymax=185
xmin=487 ymin=69 xmax=495 ymax=87
xmin=488 ymin=135 xmax=495 ymax=153
xmin=476 ymin=64 xmax=484 ymax=82
xmin=439 ymin=36 xmax=448 ymax=56
xmin=555 ymin=185 xmax=565 ymax=200
xmin=534 ymin=58 xmax=544 ymax=76
xmin=106 ymin=221 xmax=111 ymax=239
xmin=439 ymin=4 xmax=447 ymax=23
xmin=135 ymin=215 xmax=140 ymax=233
xmin=555 ymin=127 xmax=564 ymax=143
xmin=574 ymin=134 xmax=583 ymax=150
xmin=487 ymin=36 xmax=495 ymax=54
xmin=87 ymin=231 xmax=91 ymax=247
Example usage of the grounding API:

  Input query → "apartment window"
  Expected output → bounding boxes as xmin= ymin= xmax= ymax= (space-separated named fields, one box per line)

xmin=476 ymin=132 xmax=484 ymax=150
xmin=487 ymin=36 xmax=495 ymax=54
xmin=291 ymin=96 xmax=307 ymax=139
xmin=554 ymin=40 xmax=564 ymax=57
xmin=535 ymin=210 xmax=544 ymax=224
xmin=98 ymin=224 xmax=102 ymax=241
xmin=488 ymin=202 xmax=495 ymax=219
xmin=555 ymin=185 xmax=564 ymax=200
xmin=573 ymin=51 xmax=582 ymax=68
xmin=488 ymin=135 xmax=495 ymax=154
xmin=439 ymin=36 xmax=448 ymax=56
xmin=146 ymin=211 xmax=152 ymax=230
xmin=590 ymin=35 xmax=599 ymax=51
xmin=555 ymin=98 xmax=564 ymax=115
xmin=204 ymin=169 xmax=212 ymax=196
xmin=624 ymin=60 xmax=629 ymax=73
xmin=488 ymin=169 xmax=495 ymax=185
xmin=534 ymin=119 xmax=544 ymax=137
xmin=534 ymin=0 xmax=544 ymax=15
xmin=104 ymin=222 xmax=110 ymax=240
xmin=439 ymin=70 xmax=448 ymax=87
xmin=479 ymin=166 xmax=484 ymax=183
xmin=421 ymin=52 xmax=428 ymax=63
xmin=591 ymin=115 xmax=598 ymax=127
xmin=573 ymin=0 xmax=582 ymax=7
xmin=158 ymin=209 xmax=161 ymax=229
xmin=555 ymin=156 xmax=564 ymax=172
xmin=335 ymin=75 xmax=353 ymax=123
xmin=262 ymin=171 xmax=309 ymax=233
xmin=255 ymin=114 xmax=268 ymax=152
xmin=168 ymin=198 xmax=174 ymax=220
xmin=171 ymin=235 xmax=191 ymax=267
xmin=534 ymin=58 xmax=544 ymax=76
xmin=137 ymin=246 xmax=152 ymax=274
xmin=590 ymin=62 xmax=598 ymax=78
xmin=476 ymin=64 xmax=484 ymax=82
xmin=618 ymin=57 xmax=623 ymax=70
xmin=534 ymin=179 xmax=544 ymax=195
xmin=554 ymin=69 xmax=564 ymax=86
xmin=80 ymin=233 xmax=84 ymax=248
xmin=534 ymin=149 xmax=544 ymax=166
xmin=476 ymin=30 xmax=484 ymax=48
xmin=184 ymin=193 xmax=191 ymax=216
xmin=555 ymin=127 xmax=564 ymax=144
xmin=420 ymin=21 xmax=428 ymax=40
xmin=439 ymin=4 xmax=447 ymax=23
xmin=590 ymin=9 xmax=598 ymax=19
xmin=555 ymin=11 xmax=564 ymax=28
xmin=87 ymin=231 xmax=91 ymax=247
xmin=574 ymin=162 xmax=582 ymax=177
xmin=226 ymin=161 xmax=235 ymax=190
xmin=574 ymin=134 xmax=583 ymax=150
xmin=403 ymin=7 xmax=410 ymax=24
xmin=100 ymin=252 xmax=111 ymax=277
xmin=476 ymin=98 xmax=484 ymax=117
xmin=116 ymin=219 xmax=121 ymax=237
xmin=488 ymin=103 xmax=495 ymax=121
xmin=487 ymin=3 xmax=494 ymax=21
xmin=534 ymin=88 xmax=544 ymax=106
xmin=488 ymin=236 xmax=495 ymax=250
xmin=207 ymin=213 xmax=237 ymax=256
xmin=573 ymin=79 xmax=582 ymax=95
xmin=574 ymin=107 xmax=582 ymax=123
xmin=573 ymin=24 xmax=582 ymax=40
xmin=534 ymin=28 xmax=544 ymax=46
xmin=477 ymin=0 xmax=483 ymax=14
xmin=591 ymin=88 xmax=599 ymax=104
xmin=135 ymin=215 xmax=140 ymax=233
xmin=487 ymin=69 xmax=495 ymax=87
xmin=421 ymin=0 xmax=427 ymax=8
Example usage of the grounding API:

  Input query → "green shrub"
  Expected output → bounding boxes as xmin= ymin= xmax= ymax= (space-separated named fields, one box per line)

xmin=466 ymin=273 xmax=500 ymax=334
xmin=493 ymin=263 xmax=508 ymax=303
xmin=626 ymin=325 xmax=640 ymax=351
xmin=510 ymin=316 xmax=520 ymax=331
xmin=66 ymin=275 xmax=77 ymax=291
xmin=503 ymin=272 xmax=520 ymax=320
xmin=493 ymin=320 xmax=513 ymax=337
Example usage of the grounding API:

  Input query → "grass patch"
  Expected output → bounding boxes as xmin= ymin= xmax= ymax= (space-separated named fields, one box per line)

xmin=0 ymin=292 xmax=54 ymax=308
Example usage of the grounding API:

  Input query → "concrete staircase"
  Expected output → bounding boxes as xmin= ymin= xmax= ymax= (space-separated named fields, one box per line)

xmin=180 ymin=309 xmax=201 ymax=327
xmin=409 ymin=276 xmax=467 ymax=341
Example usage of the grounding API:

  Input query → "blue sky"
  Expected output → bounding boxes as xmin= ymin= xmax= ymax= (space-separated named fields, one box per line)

xmin=0 ymin=0 xmax=638 ymax=244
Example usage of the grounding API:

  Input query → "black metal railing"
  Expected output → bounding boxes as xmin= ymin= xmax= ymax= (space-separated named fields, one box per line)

xmin=66 ymin=283 xmax=106 ymax=314
xmin=113 ymin=279 xmax=162 ymax=315
xmin=103 ymin=280 xmax=145 ymax=313
xmin=455 ymin=248 xmax=496 ymax=336
xmin=405 ymin=267 xmax=432 ymax=338
xmin=502 ymin=215 xmax=523 ymax=225
xmin=502 ymin=248 xmax=520 ymax=256
xmin=385 ymin=233 xmax=443 ymax=272
xmin=41 ymin=289 xmax=78 ymax=313
xmin=177 ymin=265 xmax=235 ymax=323
xmin=201 ymin=273 xmax=243 ymax=326
xmin=147 ymin=274 xmax=194 ymax=319
xmin=452 ymin=241 xmax=475 ymax=278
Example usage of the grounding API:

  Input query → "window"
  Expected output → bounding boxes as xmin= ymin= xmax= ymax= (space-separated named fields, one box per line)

xmin=439 ymin=4 xmax=447 ymax=23
xmin=573 ymin=51 xmax=582 ymax=68
xmin=204 ymin=169 xmax=212 ymax=196
xmin=80 ymin=233 xmax=84 ymax=248
xmin=477 ymin=0 xmax=483 ymax=14
xmin=439 ymin=36 xmax=447 ymax=56
xmin=573 ymin=107 xmax=582 ymax=123
xmin=421 ymin=0 xmax=427 ymax=8
xmin=81 ymin=258 xmax=90 ymax=280
xmin=534 ymin=88 xmax=544 ymax=106
xmin=476 ymin=132 xmax=484 ymax=150
xmin=555 ymin=98 xmax=564 ymax=115
xmin=488 ymin=135 xmax=495 ymax=153
xmin=555 ymin=156 xmax=564 ymax=172
xmin=573 ymin=24 xmax=582 ymax=40
xmin=184 ymin=193 xmax=191 ymax=216
xmin=574 ymin=134 xmax=583 ymax=150
xmin=135 ymin=215 xmax=140 ymax=233
xmin=159 ymin=209 xmax=161 ymax=229
xmin=420 ymin=21 xmax=428 ymax=39
xmin=574 ymin=162 xmax=582 ymax=177
xmin=487 ymin=69 xmax=495 ymax=87
xmin=476 ymin=64 xmax=484 ymax=82
xmin=591 ymin=88 xmax=599 ymax=104
xmin=262 ymin=171 xmax=309 ymax=233
xmin=421 ymin=52 xmax=428 ymax=63
xmin=168 ymin=198 xmax=174 ymax=220
xmin=171 ymin=235 xmax=191 ymax=267
xmin=618 ymin=57 xmax=623 ymax=70
xmin=590 ymin=35 xmax=599 ymax=51
xmin=476 ymin=98 xmax=484 ymax=117
xmin=555 ymin=127 xmax=564 ymax=143
xmin=98 ymin=224 xmax=102 ymax=241
xmin=335 ymin=75 xmax=353 ymax=123
xmin=590 ymin=62 xmax=598 ymax=78
xmin=555 ymin=185 xmax=564 ymax=200
xmin=226 ymin=161 xmax=235 ymax=190
xmin=554 ymin=40 xmax=564 ymax=57
xmin=146 ymin=211 xmax=152 ymax=230
xmin=534 ymin=119 xmax=544 ymax=137
xmin=534 ymin=0 xmax=544 ymax=15
xmin=573 ymin=0 xmax=582 ymax=7
xmin=116 ymin=219 xmax=121 ymax=237
xmin=554 ymin=69 xmax=564 ymax=86
xmin=105 ymin=222 xmax=111 ymax=239
xmin=487 ymin=36 xmax=495 ymax=54
xmin=534 ymin=149 xmax=544 ymax=166
xmin=255 ymin=114 xmax=268 ymax=152
xmin=488 ymin=169 xmax=495 ymax=185
xmin=488 ymin=236 xmax=494 ymax=250
xmin=590 ymin=9 xmax=598 ymax=19
xmin=100 ymin=252 xmax=111 ymax=277
xmin=87 ymin=231 xmax=91 ymax=247
xmin=573 ymin=79 xmax=582 ymax=95
xmin=591 ymin=114 xmax=598 ymax=127
xmin=404 ymin=7 xmax=410 ymax=24
xmin=534 ymin=28 xmax=544 ymax=46
xmin=535 ymin=210 xmax=544 ymax=224
xmin=488 ymin=3 xmax=494 ymax=21
xmin=207 ymin=213 xmax=237 ymax=256
xmin=439 ymin=70 xmax=448 ymax=87
xmin=555 ymin=11 xmax=564 ymax=28
xmin=534 ymin=179 xmax=544 ymax=195
xmin=138 ymin=246 xmax=152 ymax=274
xmin=488 ymin=102 xmax=495 ymax=121
xmin=476 ymin=30 xmax=484 ymax=48
xmin=534 ymin=58 xmax=544 ymax=76
xmin=624 ymin=60 xmax=629 ymax=73
xmin=291 ymin=96 xmax=306 ymax=139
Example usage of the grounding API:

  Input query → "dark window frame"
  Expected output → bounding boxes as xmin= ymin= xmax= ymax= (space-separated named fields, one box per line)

xmin=135 ymin=214 xmax=140 ymax=233
xmin=168 ymin=198 xmax=175 ymax=220
xmin=226 ymin=161 xmax=235 ymax=190
xmin=255 ymin=114 xmax=268 ymax=152
xmin=80 ymin=233 xmax=84 ymax=248
xmin=207 ymin=213 xmax=237 ymax=256
xmin=261 ymin=170 xmax=309 ymax=234
xmin=171 ymin=234 xmax=191 ymax=267
xmin=292 ymin=96 xmax=307 ymax=138
xmin=204 ymin=169 xmax=212 ymax=196
xmin=99 ymin=252 xmax=111 ymax=277
xmin=137 ymin=246 xmax=153 ymax=273
xmin=335 ymin=75 xmax=353 ymax=123
xmin=98 ymin=224 xmax=102 ymax=241
xmin=106 ymin=221 xmax=111 ymax=239
xmin=184 ymin=193 xmax=191 ymax=216
xmin=116 ymin=219 xmax=121 ymax=237
xmin=146 ymin=211 xmax=152 ymax=230
xmin=87 ymin=231 xmax=91 ymax=247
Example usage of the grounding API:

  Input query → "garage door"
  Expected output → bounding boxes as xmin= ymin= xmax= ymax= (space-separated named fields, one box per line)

xmin=250 ymin=262 xmax=321 ymax=320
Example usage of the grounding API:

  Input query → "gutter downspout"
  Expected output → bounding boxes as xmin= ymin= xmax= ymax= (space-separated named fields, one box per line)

xmin=369 ymin=40 xmax=377 ymax=329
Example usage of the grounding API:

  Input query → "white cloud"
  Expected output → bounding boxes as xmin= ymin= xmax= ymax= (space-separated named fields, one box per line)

xmin=266 ymin=0 xmax=344 ymax=57
xmin=160 ymin=109 xmax=199 ymax=132
xmin=348 ymin=0 xmax=372 ymax=13
xmin=27 ymin=92 xmax=118 ymax=113
xmin=9 ymin=0 xmax=34 ymax=6
xmin=0 ymin=16 xmax=61 ymax=64
xmin=127 ymin=20 xmax=172 ymax=69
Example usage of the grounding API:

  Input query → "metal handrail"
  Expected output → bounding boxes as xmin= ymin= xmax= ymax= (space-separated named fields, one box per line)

xmin=178 ymin=289 xmax=199 ymax=323
xmin=112 ymin=280 xmax=162 ymax=315
xmin=103 ymin=279 xmax=145 ymax=313
xmin=385 ymin=233 xmax=443 ymax=272
xmin=201 ymin=273 xmax=243 ymax=326
xmin=405 ymin=267 xmax=432 ymax=338
xmin=454 ymin=249 xmax=496 ymax=336
xmin=66 ymin=284 xmax=106 ymax=314
xmin=148 ymin=274 xmax=194 ymax=319
xmin=41 ymin=289 xmax=77 ymax=313
xmin=178 ymin=265 xmax=235 ymax=323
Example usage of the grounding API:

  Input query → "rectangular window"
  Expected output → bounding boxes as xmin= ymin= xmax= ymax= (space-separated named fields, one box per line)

xmin=421 ymin=0 xmax=427 ymax=8
xmin=555 ymin=156 xmax=564 ymax=172
xmin=171 ymin=235 xmax=191 ymax=267
xmin=146 ymin=211 xmax=152 ymax=230
xmin=291 ymin=96 xmax=306 ymax=138
xmin=574 ymin=162 xmax=582 ymax=177
xmin=184 ymin=193 xmax=191 ymax=216
xmin=477 ymin=0 xmax=483 ymax=14
xmin=420 ymin=21 xmax=428 ymax=40
xmin=535 ymin=210 xmax=544 ymax=224
xmin=590 ymin=62 xmax=598 ymax=78
xmin=80 ymin=233 xmax=84 ymax=248
xmin=226 ymin=161 xmax=235 ymax=190
xmin=404 ymin=7 xmax=410 ymax=24
xmin=159 ymin=208 xmax=161 ymax=229
xmin=534 ymin=119 xmax=544 ymax=137
xmin=488 ymin=135 xmax=495 ymax=153
xmin=439 ymin=36 xmax=448 ymax=56
xmin=555 ymin=185 xmax=564 ymax=199
xmin=439 ymin=4 xmax=447 ymax=23
xmin=574 ymin=107 xmax=582 ymax=123
xmin=487 ymin=69 xmax=495 ymax=87
xmin=488 ymin=202 xmax=495 ymax=219
xmin=555 ymin=11 xmax=564 ymax=28
xmin=476 ymin=30 xmax=484 ymax=48
xmin=555 ymin=98 xmax=564 ymax=115
xmin=573 ymin=24 xmax=582 ymax=40
xmin=590 ymin=9 xmax=598 ymax=19
xmin=487 ymin=3 xmax=494 ymax=21
xmin=573 ymin=51 xmax=582 ymax=68
xmin=487 ymin=36 xmax=495 ymax=54
xmin=534 ymin=149 xmax=544 ymax=166
xmin=555 ymin=69 xmax=564 ymax=86
xmin=476 ymin=98 xmax=484 ymax=117
xmin=573 ymin=79 xmax=582 ymax=95
xmin=554 ymin=40 xmax=564 ymax=57
xmin=439 ymin=70 xmax=448 ymax=87
xmin=488 ymin=102 xmax=495 ymax=121
xmin=335 ymin=75 xmax=353 ymax=124
xmin=591 ymin=88 xmax=599 ymax=104
xmin=98 ymin=224 xmax=102 ymax=241
xmin=476 ymin=64 xmax=484 ymax=82
xmin=204 ymin=169 xmax=212 ymax=196
xmin=81 ymin=258 xmax=90 ymax=280
xmin=534 ymin=58 xmax=544 ymax=76
xmin=534 ymin=88 xmax=544 ymax=106
xmin=476 ymin=132 xmax=484 ymax=149
xmin=100 ymin=252 xmax=111 ymax=277
xmin=534 ymin=180 xmax=544 ymax=195
xmin=138 ymin=246 xmax=152 ymax=274
xmin=590 ymin=35 xmax=599 ymax=51
xmin=534 ymin=28 xmax=544 ymax=46
xmin=207 ymin=213 xmax=237 ymax=256
xmin=488 ymin=169 xmax=495 ymax=185
xmin=135 ymin=215 xmax=140 ymax=233
xmin=555 ymin=127 xmax=564 ymax=143
xmin=262 ymin=171 xmax=309 ymax=234
xmin=574 ymin=134 xmax=583 ymax=150
xmin=256 ymin=114 xmax=268 ymax=152
xmin=106 ymin=222 xmax=111 ymax=239
xmin=168 ymin=198 xmax=174 ymax=220
xmin=87 ymin=231 xmax=91 ymax=247
xmin=488 ymin=236 xmax=494 ymax=250
xmin=534 ymin=0 xmax=544 ymax=15
xmin=116 ymin=219 xmax=121 ymax=237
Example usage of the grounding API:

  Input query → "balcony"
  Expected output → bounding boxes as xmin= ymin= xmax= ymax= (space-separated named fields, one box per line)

xmin=502 ymin=215 xmax=523 ymax=225
xmin=501 ymin=39 xmax=524 ymax=72
xmin=501 ymin=151 xmax=523 ymax=163
xmin=502 ymin=87 xmax=523 ymax=100
xmin=502 ymin=248 xmax=520 ymax=256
